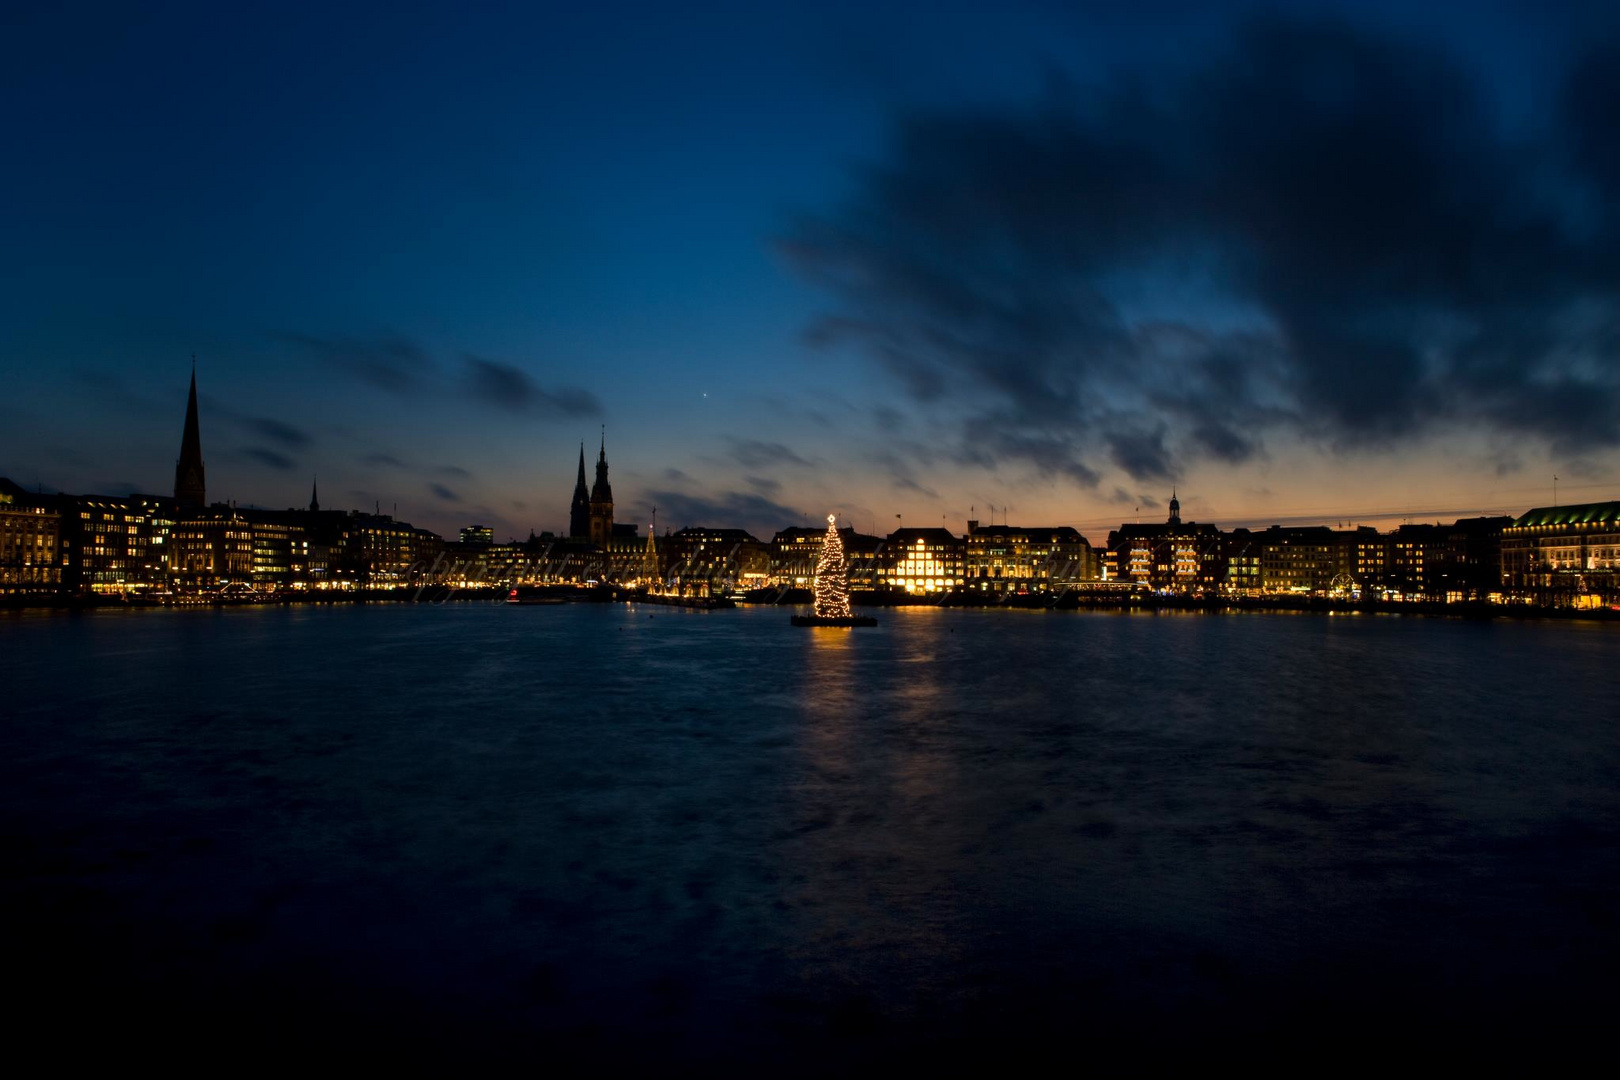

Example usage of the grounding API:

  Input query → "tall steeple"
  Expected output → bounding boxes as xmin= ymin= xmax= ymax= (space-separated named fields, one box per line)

xmin=569 ymin=442 xmax=591 ymax=537
xmin=309 ymin=475 xmax=320 ymax=512
xmin=591 ymin=428 xmax=613 ymax=504
xmin=588 ymin=427 xmax=614 ymax=546
xmin=1168 ymin=488 xmax=1182 ymax=528
xmin=173 ymin=360 xmax=206 ymax=509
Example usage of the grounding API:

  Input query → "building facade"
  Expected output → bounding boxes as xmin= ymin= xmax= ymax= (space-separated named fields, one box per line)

xmin=1501 ymin=501 xmax=1620 ymax=606
xmin=0 ymin=485 xmax=61 ymax=595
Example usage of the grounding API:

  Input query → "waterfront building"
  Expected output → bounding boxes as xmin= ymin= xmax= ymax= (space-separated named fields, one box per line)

xmin=770 ymin=526 xmax=883 ymax=589
xmin=1222 ymin=529 xmax=1261 ymax=594
xmin=168 ymin=507 xmax=255 ymax=586
xmin=964 ymin=522 xmax=1097 ymax=593
xmin=298 ymin=509 xmax=442 ymax=588
xmin=1334 ymin=527 xmax=1387 ymax=593
xmin=459 ymin=525 xmax=495 ymax=545
xmin=1500 ymin=501 xmax=1620 ymax=606
xmin=663 ymin=527 xmax=768 ymax=595
xmin=58 ymin=494 xmax=163 ymax=594
xmin=1257 ymin=526 xmax=1338 ymax=593
xmin=881 ymin=527 xmax=964 ymax=594
xmin=1446 ymin=516 xmax=1514 ymax=601
xmin=0 ymin=482 xmax=61 ymax=595
xmin=1104 ymin=495 xmax=1223 ymax=592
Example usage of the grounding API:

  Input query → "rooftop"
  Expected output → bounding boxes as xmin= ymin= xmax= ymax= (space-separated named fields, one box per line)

xmin=1510 ymin=501 xmax=1620 ymax=529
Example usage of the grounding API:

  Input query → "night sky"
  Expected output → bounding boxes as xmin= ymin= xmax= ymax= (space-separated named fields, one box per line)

xmin=4 ymin=0 xmax=1618 ymax=541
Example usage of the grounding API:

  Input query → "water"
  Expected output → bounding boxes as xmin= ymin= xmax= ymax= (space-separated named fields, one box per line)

xmin=3 ymin=604 xmax=1617 ymax=1067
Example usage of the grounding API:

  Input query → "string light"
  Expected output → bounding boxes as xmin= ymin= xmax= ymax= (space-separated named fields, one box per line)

xmin=813 ymin=513 xmax=852 ymax=619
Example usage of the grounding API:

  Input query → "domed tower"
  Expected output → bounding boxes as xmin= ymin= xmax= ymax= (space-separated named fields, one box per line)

xmin=1168 ymin=488 xmax=1182 ymax=528
xmin=568 ymin=443 xmax=590 ymax=538
xmin=588 ymin=430 xmax=614 ymax=546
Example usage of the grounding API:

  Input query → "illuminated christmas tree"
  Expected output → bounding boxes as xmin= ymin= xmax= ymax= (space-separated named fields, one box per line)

xmin=813 ymin=514 xmax=852 ymax=619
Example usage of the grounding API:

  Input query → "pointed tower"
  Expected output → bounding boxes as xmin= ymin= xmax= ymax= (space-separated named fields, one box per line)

xmin=569 ymin=442 xmax=591 ymax=537
xmin=173 ymin=364 xmax=206 ymax=509
xmin=309 ymin=475 xmax=320 ymax=512
xmin=1168 ymin=488 xmax=1182 ymax=528
xmin=588 ymin=429 xmax=614 ymax=547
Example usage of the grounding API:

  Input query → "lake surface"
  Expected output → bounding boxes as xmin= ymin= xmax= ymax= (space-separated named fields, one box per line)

xmin=3 ymin=604 xmax=1617 ymax=1068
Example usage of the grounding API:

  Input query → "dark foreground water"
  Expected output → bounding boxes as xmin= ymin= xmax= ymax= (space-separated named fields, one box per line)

xmin=3 ymin=604 xmax=1617 ymax=1068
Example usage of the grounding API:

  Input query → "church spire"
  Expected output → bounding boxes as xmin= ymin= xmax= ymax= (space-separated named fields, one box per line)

xmin=173 ymin=360 xmax=206 ymax=509
xmin=569 ymin=441 xmax=591 ymax=537
xmin=309 ymin=475 xmax=320 ymax=512
xmin=588 ymin=428 xmax=614 ymax=546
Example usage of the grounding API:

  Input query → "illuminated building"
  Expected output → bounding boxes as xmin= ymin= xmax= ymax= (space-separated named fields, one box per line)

xmin=459 ymin=525 xmax=495 ymax=545
xmin=1257 ymin=526 xmax=1338 ymax=593
xmin=770 ymin=526 xmax=882 ymax=589
xmin=173 ymin=366 xmax=206 ymax=509
xmin=881 ymin=527 xmax=964 ymax=594
xmin=1104 ymin=494 xmax=1223 ymax=592
xmin=59 ymin=494 xmax=162 ymax=594
xmin=1501 ymin=501 xmax=1620 ymax=605
xmin=168 ymin=507 xmax=255 ymax=586
xmin=1222 ymin=530 xmax=1261 ymax=594
xmin=0 ymin=482 xmax=61 ymax=595
xmin=964 ymin=522 xmax=1097 ymax=592
xmin=664 ymin=527 xmax=767 ymax=595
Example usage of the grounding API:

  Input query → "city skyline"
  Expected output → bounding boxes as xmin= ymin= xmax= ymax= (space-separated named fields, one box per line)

xmin=5 ymin=2 xmax=1619 ymax=542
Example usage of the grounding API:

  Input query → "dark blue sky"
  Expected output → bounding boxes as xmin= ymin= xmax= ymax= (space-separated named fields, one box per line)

xmin=4 ymin=1 xmax=1617 ymax=539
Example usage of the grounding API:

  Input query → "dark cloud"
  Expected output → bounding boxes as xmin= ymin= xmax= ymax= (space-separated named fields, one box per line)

xmin=246 ymin=417 xmax=312 ymax=448
xmin=662 ymin=467 xmax=692 ymax=483
xmin=243 ymin=447 xmax=296 ymax=471
xmin=461 ymin=356 xmax=602 ymax=417
xmin=438 ymin=464 xmax=471 ymax=478
xmin=784 ymin=16 xmax=1620 ymax=484
xmin=744 ymin=475 xmax=781 ymax=496
xmin=893 ymin=476 xmax=938 ymax=499
xmin=642 ymin=489 xmax=802 ymax=538
xmin=362 ymin=452 xmax=407 ymax=469
xmin=279 ymin=336 xmax=603 ymax=420
xmin=429 ymin=483 xmax=461 ymax=502
xmin=278 ymin=332 xmax=432 ymax=393
xmin=723 ymin=437 xmax=813 ymax=469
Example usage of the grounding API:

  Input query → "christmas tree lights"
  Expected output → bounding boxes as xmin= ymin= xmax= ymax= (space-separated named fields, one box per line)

xmin=813 ymin=514 xmax=852 ymax=619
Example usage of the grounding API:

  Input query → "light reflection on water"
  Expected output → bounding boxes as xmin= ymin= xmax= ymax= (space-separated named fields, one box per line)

xmin=1 ymin=604 xmax=1617 ymax=1065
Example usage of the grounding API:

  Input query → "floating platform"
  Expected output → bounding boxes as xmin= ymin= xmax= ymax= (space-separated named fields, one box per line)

xmin=791 ymin=614 xmax=878 ymax=627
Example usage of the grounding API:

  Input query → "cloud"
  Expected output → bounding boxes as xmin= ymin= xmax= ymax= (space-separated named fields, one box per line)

xmin=362 ymin=452 xmax=407 ymax=469
xmin=243 ymin=447 xmax=296 ymax=471
xmin=783 ymin=16 xmax=1620 ymax=485
xmin=280 ymin=336 xmax=603 ymax=420
xmin=744 ymin=475 xmax=782 ymax=496
xmin=723 ymin=437 xmax=813 ymax=469
xmin=278 ymin=332 xmax=432 ymax=393
xmin=641 ymin=489 xmax=803 ymax=538
xmin=461 ymin=355 xmax=602 ymax=417
xmin=246 ymin=417 xmax=312 ymax=448
xmin=429 ymin=483 xmax=461 ymax=502
xmin=893 ymin=476 xmax=939 ymax=499
xmin=438 ymin=464 xmax=471 ymax=478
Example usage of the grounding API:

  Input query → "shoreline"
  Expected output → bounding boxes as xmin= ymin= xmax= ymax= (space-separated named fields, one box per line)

xmin=3 ymin=589 xmax=1615 ymax=623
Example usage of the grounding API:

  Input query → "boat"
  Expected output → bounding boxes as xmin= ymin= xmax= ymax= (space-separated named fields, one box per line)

xmin=506 ymin=587 xmax=568 ymax=605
